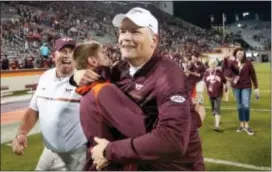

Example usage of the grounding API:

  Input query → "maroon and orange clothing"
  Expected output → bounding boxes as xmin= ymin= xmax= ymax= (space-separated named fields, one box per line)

xmin=71 ymin=56 xmax=204 ymax=171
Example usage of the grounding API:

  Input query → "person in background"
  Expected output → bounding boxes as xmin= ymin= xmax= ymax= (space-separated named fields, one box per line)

xmin=230 ymin=48 xmax=259 ymax=135
xmin=222 ymin=49 xmax=235 ymax=102
xmin=2 ymin=54 xmax=10 ymax=70
xmin=204 ymin=59 xmax=226 ymax=132
xmin=24 ymin=56 xmax=34 ymax=69
xmin=12 ymin=38 xmax=87 ymax=170
xmin=186 ymin=55 xmax=206 ymax=103
xmin=184 ymin=57 xmax=197 ymax=100
xmin=40 ymin=42 xmax=50 ymax=67
xmin=10 ymin=58 xmax=19 ymax=70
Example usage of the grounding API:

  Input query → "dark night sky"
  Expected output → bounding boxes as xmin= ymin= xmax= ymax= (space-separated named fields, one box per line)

xmin=173 ymin=1 xmax=271 ymax=28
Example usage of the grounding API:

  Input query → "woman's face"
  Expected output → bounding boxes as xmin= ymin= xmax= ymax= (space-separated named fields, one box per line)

xmin=236 ymin=50 xmax=244 ymax=61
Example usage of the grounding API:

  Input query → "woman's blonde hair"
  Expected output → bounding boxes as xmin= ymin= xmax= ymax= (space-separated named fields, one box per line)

xmin=72 ymin=41 xmax=103 ymax=70
xmin=209 ymin=59 xmax=218 ymax=67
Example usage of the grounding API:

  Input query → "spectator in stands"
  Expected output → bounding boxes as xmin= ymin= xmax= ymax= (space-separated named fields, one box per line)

xmin=1 ymin=55 xmax=10 ymax=70
xmin=40 ymin=42 xmax=50 ymax=59
xmin=9 ymin=58 xmax=19 ymax=70
xmin=230 ymin=48 xmax=259 ymax=135
xmin=24 ymin=56 xmax=34 ymax=69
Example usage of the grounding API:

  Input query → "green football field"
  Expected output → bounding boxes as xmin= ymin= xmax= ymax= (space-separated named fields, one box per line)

xmin=1 ymin=63 xmax=271 ymax=171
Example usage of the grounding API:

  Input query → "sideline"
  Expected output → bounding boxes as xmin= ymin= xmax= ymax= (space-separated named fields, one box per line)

xmin=204 ymin=158 xmax=271 ymax=171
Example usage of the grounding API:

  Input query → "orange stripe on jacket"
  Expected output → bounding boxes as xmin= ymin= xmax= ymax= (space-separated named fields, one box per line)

xmin=75 ymin=81 xmax=110 ymax=97
xmin=191 ymin=85 xmax=197 ymax=99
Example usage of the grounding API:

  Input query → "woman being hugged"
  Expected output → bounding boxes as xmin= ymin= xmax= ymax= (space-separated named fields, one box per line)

xmin=230 ymin=48 xmax=259 ymax=135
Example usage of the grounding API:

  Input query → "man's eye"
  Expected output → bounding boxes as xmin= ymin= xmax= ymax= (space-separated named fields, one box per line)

xmin=132 ymin=30 xmax=140 ymax=34
xmin=119 ymin=30 xmax=125 ymax=33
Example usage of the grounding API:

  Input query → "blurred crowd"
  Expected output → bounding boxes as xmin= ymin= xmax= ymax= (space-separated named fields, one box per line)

xmin=1 ymin=1 xmax=237 ymax=71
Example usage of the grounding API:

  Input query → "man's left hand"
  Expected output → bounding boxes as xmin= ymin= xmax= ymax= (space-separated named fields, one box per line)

xmin=91 ymin=137 xmax=110 ymax=170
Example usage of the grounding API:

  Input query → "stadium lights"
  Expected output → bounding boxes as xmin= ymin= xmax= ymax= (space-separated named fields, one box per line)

xmin=243 ymin=12 xmax=249 ymax=17
xmin=253 ymin=52 xmax=258 ymax=57
xmin=237 ymin=23 xmax=242 ymax=27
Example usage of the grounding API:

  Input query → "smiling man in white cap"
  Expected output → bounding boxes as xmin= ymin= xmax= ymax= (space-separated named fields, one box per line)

xmin=12 ymin=38 xmax=87 ymax=171
xmin=71 ymin=7 xmax=205 ymax=171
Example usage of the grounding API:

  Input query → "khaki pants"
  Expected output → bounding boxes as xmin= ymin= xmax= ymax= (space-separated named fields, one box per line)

xmin=35 ymin=146 xmax=86 ymax=171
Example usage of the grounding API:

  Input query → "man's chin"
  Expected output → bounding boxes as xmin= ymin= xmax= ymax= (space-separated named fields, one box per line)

xmin=122 ymin=55 xmax=137 ymax=60
xmin=60 ymin=68 xmax=73 ymax=75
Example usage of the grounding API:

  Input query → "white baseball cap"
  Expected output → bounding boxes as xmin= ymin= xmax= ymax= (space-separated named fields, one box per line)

xmin=112 ymin=7 xmax=158 ymax=35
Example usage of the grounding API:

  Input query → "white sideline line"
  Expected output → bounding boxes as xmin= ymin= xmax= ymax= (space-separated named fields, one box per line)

xmin=204 ymin=158 xmax=271 ymax=171
xmin=205 ymin=107 xmax=272 ymax=112
xmin=5 ymin=143 xmax=12 ymax=147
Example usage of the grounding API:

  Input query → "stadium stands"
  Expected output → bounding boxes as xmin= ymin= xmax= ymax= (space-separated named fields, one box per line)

xmin=1 ymin=1 xmax=269 ymax=71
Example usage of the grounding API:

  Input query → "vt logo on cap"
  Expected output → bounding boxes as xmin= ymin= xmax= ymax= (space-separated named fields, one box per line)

xmin=61 ymin=38 xmax=73 ymax=42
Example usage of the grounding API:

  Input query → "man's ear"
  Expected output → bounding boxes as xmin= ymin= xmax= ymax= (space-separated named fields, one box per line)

xmin=52 ymin=51 xmax=56 ymax=62
xmin=87 ymin=57 xmax=97 ymax=67
xmin=151 ymin=34 xmax=159 ymax=49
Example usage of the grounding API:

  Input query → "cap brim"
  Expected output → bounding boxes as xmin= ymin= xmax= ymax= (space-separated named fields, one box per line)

xmin=112 ymin=14 xmax=143 ymax=28
xmin=57 ymin=43 xmax=75 ymax=51
xmin=112 ymin=14 xmax=126 ymax=28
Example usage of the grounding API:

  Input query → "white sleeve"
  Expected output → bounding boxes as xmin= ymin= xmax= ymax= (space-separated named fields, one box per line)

xmin=29 ymin=89 xmax=39 ymax=112
xmin=29 ymin=76 xmax=43 ymax=112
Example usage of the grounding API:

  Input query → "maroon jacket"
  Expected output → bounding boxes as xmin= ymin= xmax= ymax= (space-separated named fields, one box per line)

xmin=70 ymin=56 xmax=204 ymax=170
xmin=230 ymin=59 xmax=258 ymax=89
xmin=76 ymin=67 xmax=146 ymax=170
xmin=204 ymin=68 xmax=226 ymax=98
xmin=222 ymin=57 xmax=233 ymax=78
xmin=189 ymin=61 xmax=206 ymax=83
xmin=105 ymin=56 xmax=204 ymax=170
xmin=187 ymin=61 xmax=205 ymax=95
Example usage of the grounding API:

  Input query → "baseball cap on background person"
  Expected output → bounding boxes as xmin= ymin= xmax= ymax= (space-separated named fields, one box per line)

xmin=112 ymin=7 xmax=159 ymax=35
xmin=54 ymin=37 xmax=76 ymax=51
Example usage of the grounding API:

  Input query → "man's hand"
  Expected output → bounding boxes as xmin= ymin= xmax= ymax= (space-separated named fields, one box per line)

xmin=185 ymin=72 xmax=190 ymax=77
xmin=74 ymin=70 xmax=100 ymax=86
xmin=12 ymin=133 xmax=28 ymax=155
xmin=224 ymin=85 xmax=228 ymax=93
xmin=91 ymin=137 xmax=110 ymax=170
xmin=194 ymin=103 xmax=206 ymax=123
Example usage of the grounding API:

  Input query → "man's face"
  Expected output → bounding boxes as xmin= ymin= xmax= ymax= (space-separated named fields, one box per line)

xmin=87 ymin=47 xmax=112 ymax=68
xmin=54 ymin=46 xmax=74 ymax=76
xmin=96 ymin=48 xmax=112 ymax=67
xmin=118 ymin=18 xmax=157 ymax=61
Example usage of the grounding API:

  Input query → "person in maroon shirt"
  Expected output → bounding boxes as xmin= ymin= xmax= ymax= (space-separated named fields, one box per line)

xmin=230 ymin=48 xmax=259 ymax=135
xmin=204 ymin=59 xmax=226 ymax=132
xmin=185 ymin=55 xmax=206 ymax=103
xmin=72 ymin=41 xmax=146 ymax=171
xmin=184 ymin=57 xmax=197 ymax=100
xmin=222 ymin=48 xmax=235 ymax=102
xmin=71 ymin=7 xmax=205 ymax=171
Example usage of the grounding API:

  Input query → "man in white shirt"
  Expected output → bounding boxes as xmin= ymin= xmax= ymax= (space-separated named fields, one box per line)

xmin=12 ymin=38 xmax=87 ymax=170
